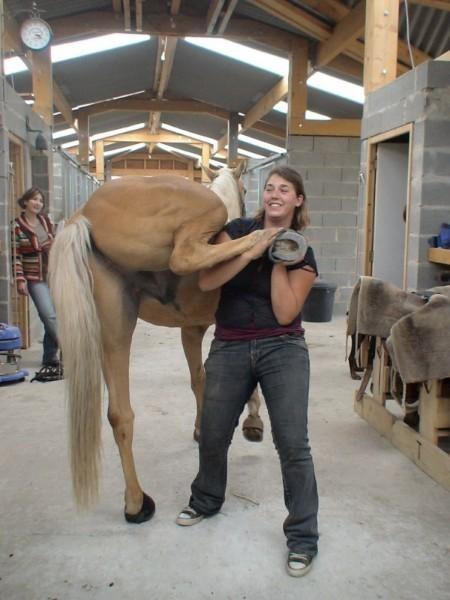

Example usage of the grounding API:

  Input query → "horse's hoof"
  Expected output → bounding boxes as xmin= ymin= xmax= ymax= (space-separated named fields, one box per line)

xmin=242 ymin=416 xmax=263 ymax=443
xmin=124 ymin=493 xmax=155 ymax=524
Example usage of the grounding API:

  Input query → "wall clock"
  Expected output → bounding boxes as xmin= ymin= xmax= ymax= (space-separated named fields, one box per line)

xmin=20 ymin=17 xmax=53 ymax=51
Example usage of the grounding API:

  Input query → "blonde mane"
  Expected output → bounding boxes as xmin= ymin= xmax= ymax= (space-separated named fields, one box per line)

xmin=209 ymin=167 xmax=243 ymax=222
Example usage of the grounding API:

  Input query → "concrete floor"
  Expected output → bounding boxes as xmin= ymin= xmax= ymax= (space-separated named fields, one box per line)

xmin=1 ymin=316 xmax=449 ymax=600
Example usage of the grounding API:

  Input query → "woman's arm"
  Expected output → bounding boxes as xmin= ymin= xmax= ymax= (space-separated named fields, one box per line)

xmin=198 ymin=228 xmax=281 ymax=292
xmin=11 ymin=223 xmax=27 ymax=293
xmin=271 ymin=263 xmax=316 ymax=325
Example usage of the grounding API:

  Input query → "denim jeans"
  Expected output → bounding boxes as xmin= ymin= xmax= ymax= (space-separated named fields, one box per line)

xmin=27 ymin=281 xmax=59 ymax=365
xmin=190 ymin=334 xmax=319 ymax=555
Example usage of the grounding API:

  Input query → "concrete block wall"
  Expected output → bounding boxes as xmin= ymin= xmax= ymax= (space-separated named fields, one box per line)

xmin=360 ymin=59 xmax=450 ymax=291
xmin=244 ymin=135 xmax=361 ymax=316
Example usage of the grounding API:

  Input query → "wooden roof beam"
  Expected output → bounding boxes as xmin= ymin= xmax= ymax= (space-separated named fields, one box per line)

xmin=205 ymin=0 xmax=226 ymax=33
xmin=314 ymin=1 xmax=366 ymax=69
xmin=214 ymin=76 xmax=288 ymax=155
xmin=216 ymin=0 xmax=240 ymax=35
xmin=78 ymin=97 xmax=230 ymax=119
xmin=103 ymin=131 xmax=209 ymax=145
xmin=123 ymin=0 xmax=131 ymax=31
xmin=248 ymin=0 xmax=431 ymax=74
xmin=136 ymin=0 xmax=143 ymax=31
xmin=3 ymin=9 xmax=75 ymax=128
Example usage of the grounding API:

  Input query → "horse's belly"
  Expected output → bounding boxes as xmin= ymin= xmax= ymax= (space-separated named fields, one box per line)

xmin=138 ymin=277 xmax=220 ymax=327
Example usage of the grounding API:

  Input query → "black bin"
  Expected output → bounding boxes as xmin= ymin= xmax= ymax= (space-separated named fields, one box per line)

xmin=302 ymin=280 xmax=337 ymax=322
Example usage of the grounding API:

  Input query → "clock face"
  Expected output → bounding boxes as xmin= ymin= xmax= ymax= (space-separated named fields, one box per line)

xmin=20 ymin=17 xmax=52 ymax=51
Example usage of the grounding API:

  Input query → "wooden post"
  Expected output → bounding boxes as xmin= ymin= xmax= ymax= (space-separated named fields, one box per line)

xmin=77 ymin=112 xmax=90 ymax=168
xmin=95 ymin=140 xmax=104 ymax=182
xmin=364 ymin=0 xmax=400 ymax=94
xmin=31 ymin=46 xmax=53 ymax=126
xmin=201 ymin=143 xmax=211 ymax=183
xmin=287 ymin=39 xmax=308 ymax=137
xmin=227 ymin=112 xmax=239 ymax=167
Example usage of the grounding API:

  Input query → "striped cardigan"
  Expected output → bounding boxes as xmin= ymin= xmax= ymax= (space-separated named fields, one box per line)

xmin=12 ymin=213 xmax=55 ymax=283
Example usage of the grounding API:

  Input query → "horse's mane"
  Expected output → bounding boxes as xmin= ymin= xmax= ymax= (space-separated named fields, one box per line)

xmin=209 ymin=168 xmax=242 ymax=222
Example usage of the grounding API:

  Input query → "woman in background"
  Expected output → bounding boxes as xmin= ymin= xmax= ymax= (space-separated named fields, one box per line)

xmin=12 ymin=187 xmax=61 ymax=379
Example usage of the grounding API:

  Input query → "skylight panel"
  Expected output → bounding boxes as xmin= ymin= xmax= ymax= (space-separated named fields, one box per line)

xmin=53 ymin=128 xmax=76 ymax=140
xmin=161 ymin=123 xmax=216 ymax=144
xmin=185 ymin=37 xmax=287 ymax=76
xmin=185 ymin=37 xmax=364 ymax=105
xmin=273 ymin=102 xmax=331 ymax=120
xmin=4 ymin=33 xmax=150 ymax=75
xmin=90 ymin=122 xmax=146 ymax=141
xmin=54 ymin=33 xmax=150 ymax=63
xmin=157 ymin=144 xmax=225 ymax=167
xmin=238 ymin=134 xmax=286 ymax=154
xmin=308 ymin=72 xmax=364 ymax=104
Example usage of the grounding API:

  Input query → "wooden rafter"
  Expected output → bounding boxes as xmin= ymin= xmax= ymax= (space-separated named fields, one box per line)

xmin=123 ymin=0 xmax=131 ymax=31
xmin=206 ymin=0 xmax=225 ymax=33
xmin=3 ymin=9 xmax=75 ymax=128
xmin=171 ymin=0 xmax=183 ymax=15
xmin=297 ymin=0 xmax=350 ymax=22
xmin=315 ymin=1 xmax=366 ymax=69
xmin=136 ymin=0 xmax=143 ymax=31
xmin=48 ymin=12 xmax=297 ymax=53
xmin=247 ymin=0 xmax=431 ymax=72
xmin=78 ymin=96 xmax=230 ymax=119
xmin=148 ymin=0 xmax=181 ymax=150
xmin=214 ymin=76 xmax=288 ymax=155
xmin=102 ymin=131 xmax=207 ymax=145
xmin=217 ymin=0 xmax=239 ymax=35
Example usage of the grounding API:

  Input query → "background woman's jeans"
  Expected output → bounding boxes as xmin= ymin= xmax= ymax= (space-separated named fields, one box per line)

xmin=190 ymin=334 xmax=319 ymax=555
xmin=27 ymin=281 xmax=59 ymax=365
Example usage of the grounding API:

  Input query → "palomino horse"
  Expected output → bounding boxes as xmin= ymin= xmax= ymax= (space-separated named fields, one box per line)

xmin=49 ymin=165 xmax=268 ymax=523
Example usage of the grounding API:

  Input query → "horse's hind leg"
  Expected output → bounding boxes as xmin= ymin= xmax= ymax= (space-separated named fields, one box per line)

xmin=91 ymin=257 xmax=155 ymax=523
xmin=181 ymin=325 xmax=208 ymax=442
xmin=242 ymin=388 xmax=264 ymax=442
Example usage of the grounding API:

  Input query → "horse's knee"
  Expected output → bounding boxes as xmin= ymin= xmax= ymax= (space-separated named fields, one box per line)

xmin=108 ymin=408 xmax=135 ymax=431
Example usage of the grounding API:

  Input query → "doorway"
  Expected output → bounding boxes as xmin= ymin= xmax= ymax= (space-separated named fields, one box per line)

xmin=363 ymin=125 xmax=412 ymax=289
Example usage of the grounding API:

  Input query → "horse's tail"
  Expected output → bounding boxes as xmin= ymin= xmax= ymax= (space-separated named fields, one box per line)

xmin=48 ymin=214 xmax=103 ymax=508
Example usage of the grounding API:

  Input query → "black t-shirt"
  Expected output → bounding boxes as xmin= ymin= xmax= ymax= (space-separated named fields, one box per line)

xmin=214 ymin=217 xmax=318 ymax=336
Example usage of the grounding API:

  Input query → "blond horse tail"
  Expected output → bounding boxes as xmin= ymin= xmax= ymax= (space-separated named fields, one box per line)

xmin=48 ymin=215 xmax=102 ymax=508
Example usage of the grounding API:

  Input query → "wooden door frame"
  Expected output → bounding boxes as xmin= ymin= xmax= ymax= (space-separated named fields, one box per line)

xmin=8 ymin=134 xmax=30 ymax=347
xmin=363 ymin=123 xmax=413 ymax=290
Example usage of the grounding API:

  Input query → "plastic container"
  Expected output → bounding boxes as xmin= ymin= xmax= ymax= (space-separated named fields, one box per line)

xmin=302 ymin=280 xmax=337 ymax=322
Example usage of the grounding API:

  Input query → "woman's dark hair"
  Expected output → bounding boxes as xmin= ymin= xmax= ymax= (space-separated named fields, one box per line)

xmin=17 ymin=187 xmax=45 ymax=210
xmin=256 ymin=166 xmax=309 ymax=231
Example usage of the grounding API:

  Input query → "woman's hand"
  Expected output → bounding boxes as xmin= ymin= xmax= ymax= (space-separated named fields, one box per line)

xmin=17 ymin=280 xmax=28 ymax=296
xmin=243 ymin=227 xmax=284 ymax=261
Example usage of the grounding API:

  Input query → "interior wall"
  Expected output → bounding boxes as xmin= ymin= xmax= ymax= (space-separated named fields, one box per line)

xmin=372 ymin=142 xmax=409 ymax=287
xmin=245 ymin=135 xmax=361 ymax=316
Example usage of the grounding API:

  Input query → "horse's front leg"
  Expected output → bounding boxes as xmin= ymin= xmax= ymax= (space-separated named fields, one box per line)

xmin=181 ymin=325 xmax=208 ymax=442
xmin=92 ymin=257 xmax=154 ymax=523
xmin=242 ymin=388 xmax=264 ymax=442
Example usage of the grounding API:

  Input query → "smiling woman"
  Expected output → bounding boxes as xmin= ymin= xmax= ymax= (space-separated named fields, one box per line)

xmin=177 ymin=165 xmax=320 ymax=578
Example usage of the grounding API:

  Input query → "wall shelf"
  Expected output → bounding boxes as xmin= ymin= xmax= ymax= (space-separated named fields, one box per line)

xmin=428 ymin=248 xmax=450 ymax=265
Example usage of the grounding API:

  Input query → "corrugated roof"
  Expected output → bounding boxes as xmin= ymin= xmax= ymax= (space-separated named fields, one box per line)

xmin=4 ymin=0 xmax=449 ymax=163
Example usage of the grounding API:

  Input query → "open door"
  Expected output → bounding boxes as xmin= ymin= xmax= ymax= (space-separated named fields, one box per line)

xmin=364 ymin=125 xmax=412 ymax=289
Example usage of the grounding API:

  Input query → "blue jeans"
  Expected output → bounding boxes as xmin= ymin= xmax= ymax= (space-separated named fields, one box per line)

xmin=27 ymin=281 xmax=59 ymax=365
xmin=189 ymin=334 xmax=319 ymax=555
